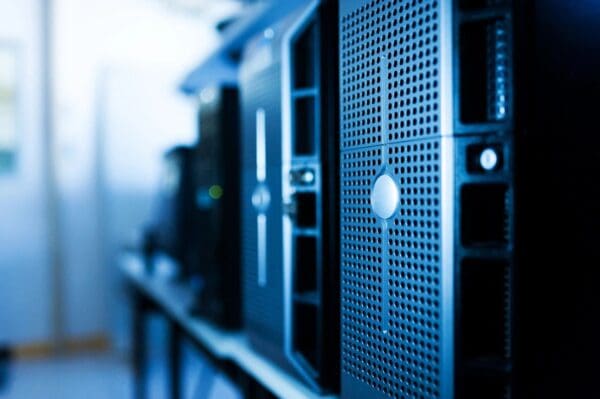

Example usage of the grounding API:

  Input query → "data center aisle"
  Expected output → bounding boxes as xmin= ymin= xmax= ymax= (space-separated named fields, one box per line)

xmin=1 ymin=317 xmax=179 ymax=399
xmin=1 ymin=353 xmax=131 ymax=399
xmin=1 ymin=314 xmax=223 ymax=399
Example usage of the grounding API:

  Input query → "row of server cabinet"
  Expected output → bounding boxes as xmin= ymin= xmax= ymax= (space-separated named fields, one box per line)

xmin=146 ymin=0 xmax=600 ymax=398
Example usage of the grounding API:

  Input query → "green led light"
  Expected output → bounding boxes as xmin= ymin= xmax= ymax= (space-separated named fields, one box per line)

xmin=208 ymin=184 xmax=223 ymax=200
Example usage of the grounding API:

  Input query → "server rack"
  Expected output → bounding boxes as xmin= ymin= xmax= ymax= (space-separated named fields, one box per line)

xmin=339 ymin=0 xmax=600 ymax=398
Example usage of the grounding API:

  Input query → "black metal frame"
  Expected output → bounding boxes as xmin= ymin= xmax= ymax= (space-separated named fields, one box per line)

xmin=128 ymin=281 xmax=275 ymax=399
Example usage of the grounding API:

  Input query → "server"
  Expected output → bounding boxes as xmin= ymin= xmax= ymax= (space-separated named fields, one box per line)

xmin=144 ymin=86 xmax=242 ymax=329
xmin=339 ymin=1 xmax=600 ymax=398
xmin=146 ymin=145 xmax=200 ymax=271
xmin=240 ymin=0 xmax=339 ymax=392
xmin=188 ymin=86 xmax=242 ymax=329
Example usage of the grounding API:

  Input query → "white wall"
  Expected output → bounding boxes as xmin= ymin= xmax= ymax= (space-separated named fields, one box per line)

xmin=0 ymin=0 xmax=52 ymax=344
xmin=0 ymin=0 xmax=223 ymax=345
xmin=52 ymin=0 xmax=219 ymax=341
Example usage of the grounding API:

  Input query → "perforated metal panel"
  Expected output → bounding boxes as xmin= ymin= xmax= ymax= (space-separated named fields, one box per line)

xmin=340 ymin=0 xmax=443 ymax=398
xmin=340 ymin=0 xmax=440 ymax=150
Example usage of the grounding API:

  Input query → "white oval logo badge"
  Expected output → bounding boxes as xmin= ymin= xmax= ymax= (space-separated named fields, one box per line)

xmin=370 ymin=174 xmax=399 ymax=219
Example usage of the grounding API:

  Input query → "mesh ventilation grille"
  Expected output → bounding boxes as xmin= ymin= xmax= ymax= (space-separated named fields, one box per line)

xmin=340 ymin=0 xmax=442 ymax=398
xmin=341 ymin=0 xmax=440 ymax=150
xmin=341 ymin=142 xmax=441 ymax=398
